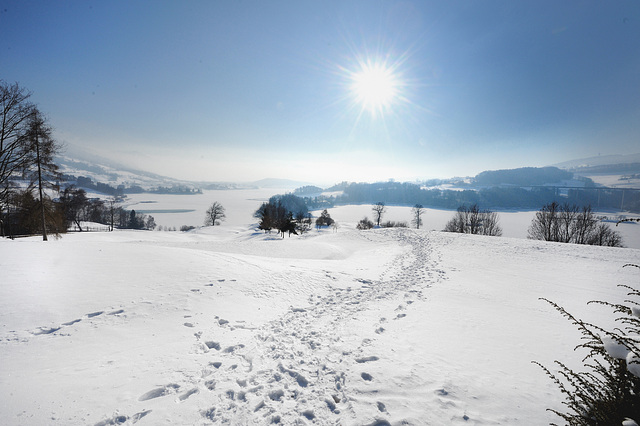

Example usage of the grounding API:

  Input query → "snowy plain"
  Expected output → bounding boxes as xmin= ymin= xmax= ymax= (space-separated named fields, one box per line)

xmin=120 ymin=189 xmax=640 ymax=249
xmin=2 ymin=188 xmax=640 ymax=425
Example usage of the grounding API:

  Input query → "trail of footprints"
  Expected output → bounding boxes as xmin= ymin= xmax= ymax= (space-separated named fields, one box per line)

xmin=102 ymin=230 xmax=445 ymax=424
xmin=31 ymin=308 xmax=125 ymax=336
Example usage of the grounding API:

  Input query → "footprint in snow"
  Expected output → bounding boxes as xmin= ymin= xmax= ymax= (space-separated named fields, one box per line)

xmin=222 ymin=344 xmax=245 ymax=353
xmin=94 ymin=410 xmax=151 ymax=426
xmin=138 ymin=384 xmax=180 ymax=401
xmin=355 ymin=356 xmax=379 ymax=363
xmin=87 ymin=311 xmax=104 ymax=318
xmin=32 ymin=326 xmax=60 ymax=335
xmin=178 ymin=388 xmax=199 ymax=401
xmin=205 ymin=341 xmax=221 ymax=350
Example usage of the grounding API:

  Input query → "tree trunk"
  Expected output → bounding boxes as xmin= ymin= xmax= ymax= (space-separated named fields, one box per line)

xmin=35 ymin=132 xmax=48 ymax=241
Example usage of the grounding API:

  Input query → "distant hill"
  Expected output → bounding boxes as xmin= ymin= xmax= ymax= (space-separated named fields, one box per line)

xmin=552 ymin=153 xmax=640 ymax=172
xmin=56 ymin=154 xmax=196 ymax=191
xmin=473 ymin=167 xmax=579 ymax=187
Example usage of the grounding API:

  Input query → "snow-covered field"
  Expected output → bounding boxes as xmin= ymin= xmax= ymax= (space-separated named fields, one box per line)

xmin=122 ymin=189 xmax=640 ymax=249
xmin=1 ymin=219 xmax=639 ymax=424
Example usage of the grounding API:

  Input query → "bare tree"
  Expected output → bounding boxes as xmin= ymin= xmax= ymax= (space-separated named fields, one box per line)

xmin=555 ymin=202 xmax=578 ymax=243
xmin=1 ymin=81 xmax=36 ymax=212
xmin=205 ymin=201 xmax=226 ymax=226
xmin=26 ymin=110 xmax=61 ymax=240
xmin=411 ymin=204 xmax=424 ymax=229
xmin=443 ymin=204 xmax=502 ymax=236
xmin=60 ymin=186 xmax=88 ymax=231
xmin=527 ymin=201 xmax=560 ymax=241
xmin=371 ymin=202 xmax=386 ymax=227
xmin=106 ymin=196 xmax=121 ymax=231
xmin=480 ymin=210 xmax=503 ymax=237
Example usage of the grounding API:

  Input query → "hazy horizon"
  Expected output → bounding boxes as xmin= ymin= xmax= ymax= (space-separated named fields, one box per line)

xmin=2 ymin=1 xmax=639 ymax=183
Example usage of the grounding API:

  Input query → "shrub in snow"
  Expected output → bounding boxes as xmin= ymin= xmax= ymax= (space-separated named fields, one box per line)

xmin=356 ymin=217 xmax=374 ymax=230
xmin=535 ymin=264 xmax=640 ymax=425
xmin=381 ymin=220 xmax=408 ymax=228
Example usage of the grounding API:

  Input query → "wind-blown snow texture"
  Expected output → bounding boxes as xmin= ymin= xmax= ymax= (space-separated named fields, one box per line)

xmin=1 ymin=226 xmax=638 ymax=425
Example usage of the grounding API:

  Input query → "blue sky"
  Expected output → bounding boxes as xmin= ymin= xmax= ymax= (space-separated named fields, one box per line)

xmin=2 ymin=1 xmax=639 ymax=184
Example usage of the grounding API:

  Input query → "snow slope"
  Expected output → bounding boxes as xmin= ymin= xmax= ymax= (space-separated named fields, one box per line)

xmin=1 ymin=227 xmax=639 ymax=425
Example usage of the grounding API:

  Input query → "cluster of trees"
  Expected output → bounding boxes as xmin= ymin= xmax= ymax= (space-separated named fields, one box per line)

xmin=3 ymin=184 xmax=156 ymax=237
xmin=254 ymin=194 xmax=335 ymax=237
xmin=293 ymin=185 xmax=323 ymax=196
xmin=315 ymin=209 xmax=334 ymax=229
xmin=1 ymin=81 xmax=62 ymax=239
xmin=527 ymin=202 xmax=623 ymax=247
xmin=59 ymin=186 xmax=156 ymax=231
xmin=254 ymin=201 xmax=301 ymax=237
xmin=443 ymin=204 xmax=503 ymax=236
xmin=67 ymin=176 xmax=124 ymax=197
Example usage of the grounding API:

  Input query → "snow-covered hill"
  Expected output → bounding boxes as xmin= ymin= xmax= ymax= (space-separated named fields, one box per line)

xmin=552 ymin=153 xmax=640 ymax=170
xmin=56 ymin=153 xmax=308 ymax=193
xmin=56 ymin=154 xmax=196 ymax=190
xmin=1 ymin=227 xmax=638 ymax=425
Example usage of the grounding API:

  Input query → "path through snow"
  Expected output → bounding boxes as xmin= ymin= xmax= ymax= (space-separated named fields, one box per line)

xmin=183 ymin=229 xmax=444 ymax=424
xmin=92 ymin=229 xmax=445 ymax=425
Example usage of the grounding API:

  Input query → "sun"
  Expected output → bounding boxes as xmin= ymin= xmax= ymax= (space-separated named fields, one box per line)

xmin=350 ymin=60 xmax=400 ymax=117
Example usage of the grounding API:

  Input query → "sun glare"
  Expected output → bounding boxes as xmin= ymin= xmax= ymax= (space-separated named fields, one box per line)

xmin=350 ymin=60 xmax=400 ymax=117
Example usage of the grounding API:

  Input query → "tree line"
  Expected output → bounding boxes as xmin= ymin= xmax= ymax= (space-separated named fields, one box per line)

xmin=300 ymin=181 xmax=640 ymax=213
xmin=261 ymin=191 xmax=624 ymax=247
